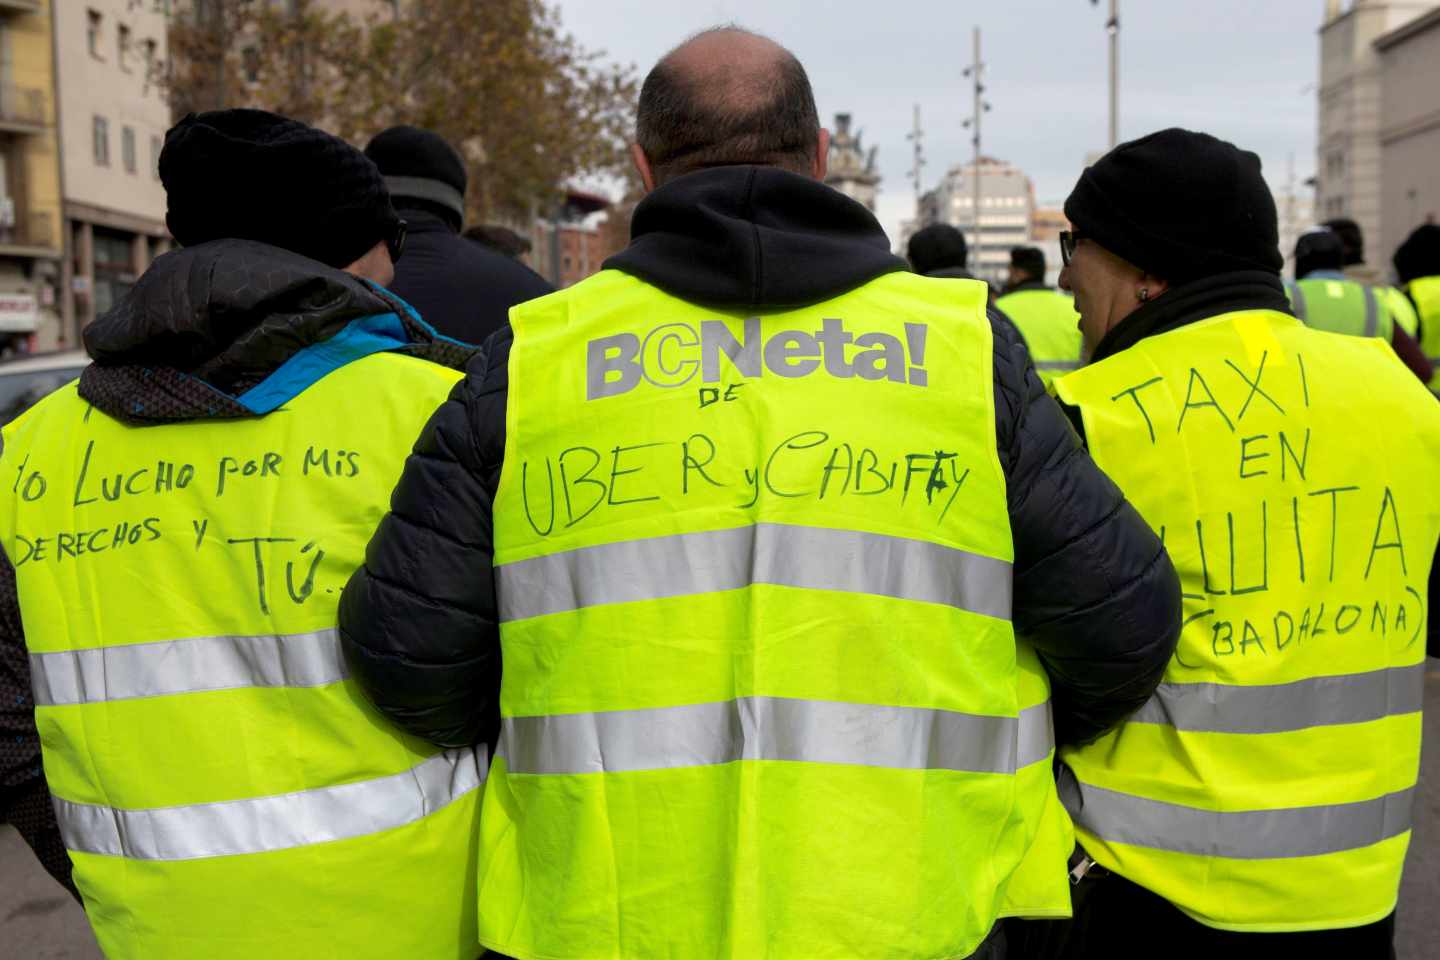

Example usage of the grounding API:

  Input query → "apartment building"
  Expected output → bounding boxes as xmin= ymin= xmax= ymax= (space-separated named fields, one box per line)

xmin=1315 ymin=0 xmax=1435 ymax=263
xmin=1374 ymin=7 xmax=1440 ymax=262
xmin=0 ymin=0 xmax=62 ymax=353
xmin=54 ymin=0 xmax=170 ymax=339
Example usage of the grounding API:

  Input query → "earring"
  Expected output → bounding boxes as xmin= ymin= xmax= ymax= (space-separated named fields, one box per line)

xmin=1138 ymin=288 xmax=1150 ymax=302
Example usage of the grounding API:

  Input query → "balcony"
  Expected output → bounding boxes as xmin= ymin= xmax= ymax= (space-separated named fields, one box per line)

xmin=0 ymin=211 xmax=58 ymax=258
xmin=0 ymin=1 xmax=41 ymax=14
xmin=0 ymin=85 xmax=45 ymax=134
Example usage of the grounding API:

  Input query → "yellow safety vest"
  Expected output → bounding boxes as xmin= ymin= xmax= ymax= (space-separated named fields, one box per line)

xmin=481 ymin=268 xmax=1068 ymax=959
xmin=1381 ymin=286 xmax=1419 ymax=338
xmin=995 ymin=288 xmax=1085 ymax=387
xmin=1054 ymin=309 xmax=1440 ymax=932
xmin=0 ymin=352 xmax=484 ymax=959
xmin=1407 ymin=275 xmax=1440 ymax=389
xmin=1287 ymin=278 xmax=1394 ymax=341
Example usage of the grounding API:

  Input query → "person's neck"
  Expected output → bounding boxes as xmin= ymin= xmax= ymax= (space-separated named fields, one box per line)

xmin=1090 ymin=270 xmax=1290 ymax=364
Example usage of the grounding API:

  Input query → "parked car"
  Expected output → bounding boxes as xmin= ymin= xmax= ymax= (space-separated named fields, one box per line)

xmin=0 ymin=350 xmax=89 ymax=426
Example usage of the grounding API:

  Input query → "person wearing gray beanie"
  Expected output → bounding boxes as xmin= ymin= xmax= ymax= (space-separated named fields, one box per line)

xmin=364 ymin=125 xmax=552 ymax=344
xmin=1033 ymin=127 xmax=1440 ymax=959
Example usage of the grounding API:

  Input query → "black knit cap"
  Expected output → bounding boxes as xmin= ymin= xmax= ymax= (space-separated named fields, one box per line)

xmin=161 ymin=109 xmax=400 ymax=269
xmin=1010 ymin=245 xmax=1046 ymax=278
xmin=365 ymin=126 xmax=468 ymax=227
xmin=1064 ymin=128 xmax=1282 ymax=285
xmin=1394 ymin=224 xmax=1440 ymax=285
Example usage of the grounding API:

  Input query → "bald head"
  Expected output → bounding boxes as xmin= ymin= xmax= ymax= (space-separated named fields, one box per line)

xmin=635 ymin=27 xmax=822 ymax=186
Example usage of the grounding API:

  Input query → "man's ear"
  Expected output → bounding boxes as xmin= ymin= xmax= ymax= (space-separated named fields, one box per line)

xmin=631 ymin=144 xmax=657 ymax=194
xmin=813 ymin=129 xmax=831 ymax=180
xmin=1138 ymin=271 xmax=1171 ymax=301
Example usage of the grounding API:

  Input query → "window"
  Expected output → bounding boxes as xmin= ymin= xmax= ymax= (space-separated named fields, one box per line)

xmin=242 ymin=46 xmax=261 ymax=84
xmin=142 ymin=38 xmax=157 ymax=76
xmin=93 ymin=116 xmax=110 ymax=166
xmin=118 ymin=24 xmax=132 ymax=71
xmin=87 ymin=10 xmax=103 ymax=59
xmin=122 ymin=127 xmax=137 ymax=174
xmin=151 ymin=135 xmax=163 ymax=180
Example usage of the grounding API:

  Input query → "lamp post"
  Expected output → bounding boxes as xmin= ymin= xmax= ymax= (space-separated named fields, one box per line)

xmin=1091 ymin=0 xmax=1119 ymax=148
xmin=961 ymin=28 xmax=991 ymax=274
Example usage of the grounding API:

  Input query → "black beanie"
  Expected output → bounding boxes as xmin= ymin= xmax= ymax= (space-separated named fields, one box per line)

xmin=1294 ymin=228 xmax=1344 ymax=279
xmin=161 ymin=109 xmax=399 ymax=269
xmin=1393 ymin=224 xmax=1440 ymax=285
xmin=908 ymin=223 xmax=968 ymax=275
xmin=1064 ymin=128 xmax=1282 ymax=285
xmin=1010 ymin=246 xmax=1046 ymax=278
xmin=365 ymin=126 xmax=467 ymax=228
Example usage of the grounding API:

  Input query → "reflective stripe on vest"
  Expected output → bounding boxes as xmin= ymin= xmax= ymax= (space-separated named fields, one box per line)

xmin=0 ymin=354 xmax=483 ymax=960
xmin=496 ymin=522 xmax=1013 ymax=622
xmin=56 ymin=747 xmax=486 ymax=860
xmin=1071 ymin=783 xmax=1414 ymax=861
xmin=484 ymin=269 xmax=1049 ymax=959
xmin=1053 ymin=309 xmax=1440 ymax=932
xmin=1129 ymin=663 xmax=1425 ymax=734
xmin=1288 ymin=281 xmax=1307 ymax=320
xmin=29 ymin=628 xmax=347 ymax=706
xmin=499 ymin=697 xmax=1052 ymax=776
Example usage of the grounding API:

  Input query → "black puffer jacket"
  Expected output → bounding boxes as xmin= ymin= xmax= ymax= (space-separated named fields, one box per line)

xmin=339 ymin=166 xmax=1183 ymax=751
xmin=388 ymin=206 xmax=553 ymax=345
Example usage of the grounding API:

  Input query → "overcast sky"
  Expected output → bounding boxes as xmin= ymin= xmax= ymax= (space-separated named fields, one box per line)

xmin=554 ymin=0 xmax=1322 ymax=244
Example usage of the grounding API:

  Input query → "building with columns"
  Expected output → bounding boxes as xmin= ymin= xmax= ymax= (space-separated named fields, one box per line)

xmin=53 ymin=0 xmax=170 ymax=344
xmin=1316 ymin=0 xmax=1436 ymax=270
xmin=1373 ymin=7 xmax=1440 ymax=263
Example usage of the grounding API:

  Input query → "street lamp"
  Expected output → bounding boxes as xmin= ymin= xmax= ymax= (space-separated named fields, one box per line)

xmin=1091 ymin=0 xmax=1119 ymax=148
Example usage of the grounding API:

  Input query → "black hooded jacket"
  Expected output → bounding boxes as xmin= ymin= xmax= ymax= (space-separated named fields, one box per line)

xmin=339 ymin=167 xmax=1182 ymax=752
xmin=0 ymin=240 xmax=472 ymax=897
xmin=388 ymin=206 xmax=554 ymax=345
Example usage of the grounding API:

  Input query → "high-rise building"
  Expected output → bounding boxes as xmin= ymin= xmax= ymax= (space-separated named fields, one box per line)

xmin=0 ymin=0 xmax=63 ymax=353
xmin=1316 ymin=0 xmax=1437 ymax=264
xmin=911 ymin=157 xmax=1035 ymax=283
xmin=825 ymin=113 xmax=880 ymax=212
xmin=53 ymin=0 xmax=171 ymax=342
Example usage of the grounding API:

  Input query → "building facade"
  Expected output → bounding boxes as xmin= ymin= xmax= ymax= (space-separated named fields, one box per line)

xmin=54 ymin=0 xmax=170 ymax=342
xmin=0 ymin=0 xmax=63 ymax=353
xmin=1316 ymin=0 xmax=1436 ymax=268
xmin=913 ymin=157 xmax=1035 ymax=284
xmin=1374 ymin=7 xmax=1440 ymax=264
xmin=528 ymin=187 xmax=621 ymax=289
xmin=825 ymin=113 xmax=879 ymax=212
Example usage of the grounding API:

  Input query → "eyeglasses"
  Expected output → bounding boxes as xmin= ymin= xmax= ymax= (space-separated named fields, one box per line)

xmin=387 ymin=219 xmax=408 ymax=265
xmin=1059 ymin=230 xmax=1082 ymax=267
